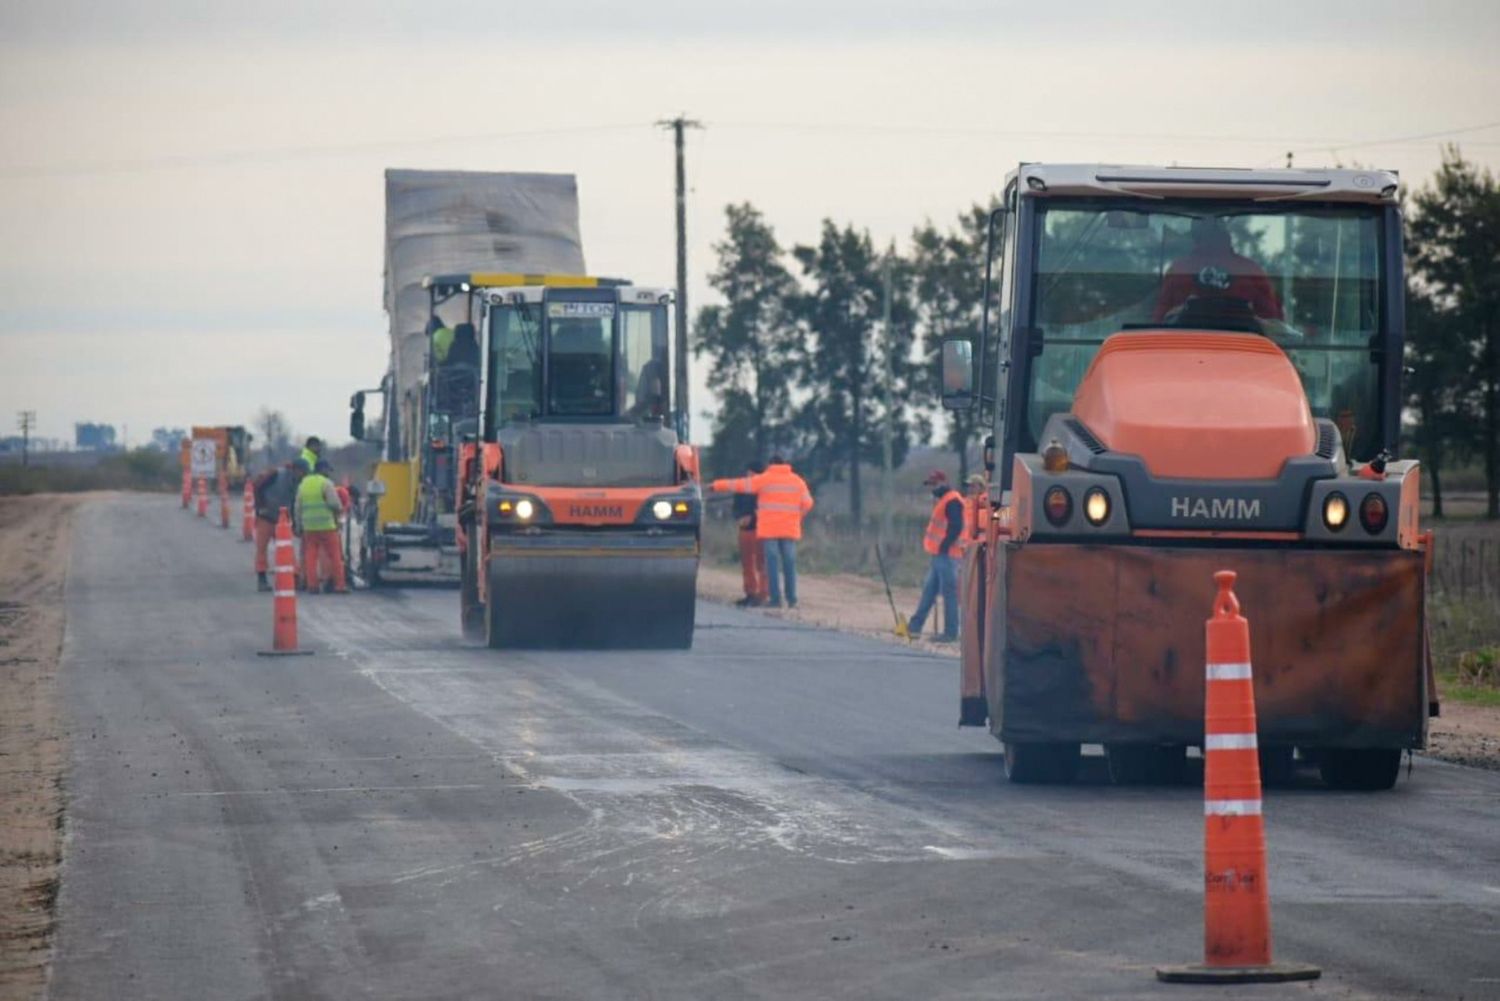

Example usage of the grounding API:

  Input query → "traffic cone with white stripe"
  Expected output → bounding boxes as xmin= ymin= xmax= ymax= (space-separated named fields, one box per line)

xmin=1158 ymin=571 xmax=1319 ymax=985
xmin=241 ymin=479 xmax=254 ymax=542
xmin=257 ymin=507 xmax=313 ymax=657
xmin=196 ymin=478 xmax=209 ymax=518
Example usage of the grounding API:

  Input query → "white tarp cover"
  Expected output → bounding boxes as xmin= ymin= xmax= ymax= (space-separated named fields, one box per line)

xmin=383 ymin=169 xmax=586 ymax=452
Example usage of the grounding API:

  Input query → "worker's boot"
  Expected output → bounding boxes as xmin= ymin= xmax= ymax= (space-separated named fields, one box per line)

xmin=256 ymin=572 xmax=271 ymax=592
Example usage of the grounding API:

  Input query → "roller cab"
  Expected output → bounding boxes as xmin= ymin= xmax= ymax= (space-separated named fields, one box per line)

xmin=457 ymin=279 xmax=701 ymax=649
xmin=943 ymin=164 xmax=1429 ymax=789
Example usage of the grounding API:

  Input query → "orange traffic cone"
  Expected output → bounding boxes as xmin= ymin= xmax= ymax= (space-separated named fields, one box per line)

xmin=196 ymin=478 xmax=208 ymax=518
xmin=1158 ymin=571 xmax=1319 ymax=985
xmin=241 ymin=479 xmax=254 ymax=542
xmin=258 ymin=508 xmax=312 ymax=657
xmin=218 ymin=471 xmax=230 ymax=529
xmin=181 ymin=467 xmax=191 ymax=509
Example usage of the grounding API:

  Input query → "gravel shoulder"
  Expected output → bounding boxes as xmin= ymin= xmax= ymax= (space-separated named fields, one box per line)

xmin=0 ymin=495 xmax=81 ymax=1001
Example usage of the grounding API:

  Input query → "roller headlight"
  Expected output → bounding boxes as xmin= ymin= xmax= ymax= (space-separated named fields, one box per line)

xmin=1043 ymin=486 xmax=1072 ymax=527
xmin=1359 ymin=493 xmax=1388 ymax=534
xmin=1083 ymin=487 xmax=1111 ymax=526
xmin=1322 ymin=492 xmax=1348 ymax=532
xmin=651 ymin=500 xmax=673 ymax=521
xmin=514 ymin=498 xmax=535 ymax=520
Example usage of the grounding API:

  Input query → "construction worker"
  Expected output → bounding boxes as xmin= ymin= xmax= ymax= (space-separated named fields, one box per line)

xmin=965 ymin=473 xmax=987 ymax=544
xmin=446 ymin=322 xmax=480 ymax=368
xmin=295 ymin=458 xmax=348 ymax=594
xmin=299 ymin=436 xmax=323 ymax=472
xmin=731 ymin=461 xmax=769 ymax=607
xmin=710 ymin=454 xmax=813 ymax=609
xmin=908 ymin=469 xmax=966 ymax=642
xmin=429 ymin=316 xmax=455 ymax=364
xmin=1153 ymin=216 xmax=1283 ymax=324
xmin=251 ymin=459 xmax=306 ymax=591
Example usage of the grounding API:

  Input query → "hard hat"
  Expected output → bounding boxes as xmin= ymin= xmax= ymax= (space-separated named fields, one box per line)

xmin=922 ymin=469 xmax=949 ymax=486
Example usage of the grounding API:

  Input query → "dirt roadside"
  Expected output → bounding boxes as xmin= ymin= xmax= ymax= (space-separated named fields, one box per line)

xmin=0 ymin=495 xmax=79 ymax=1001
xmin=698 ymin=562 xmax=1500 ymax=769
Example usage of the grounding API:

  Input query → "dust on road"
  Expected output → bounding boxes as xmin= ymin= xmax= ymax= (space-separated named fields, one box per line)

xmin=0 ymin=494 xmax=79 ymax=1000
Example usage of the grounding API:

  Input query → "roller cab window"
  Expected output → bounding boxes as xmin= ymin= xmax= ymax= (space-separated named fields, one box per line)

xmin=546 ymin=301 xmax=615 ymax=417
xmin=1026 ymin=202 xmax=1385 ymax=460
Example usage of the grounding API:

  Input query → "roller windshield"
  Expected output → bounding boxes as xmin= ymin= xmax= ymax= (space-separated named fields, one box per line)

xmin=485 ymin=295 xmax=673 ymax=435
xmin=1026 ymin=202 xmax=1385 ymax=459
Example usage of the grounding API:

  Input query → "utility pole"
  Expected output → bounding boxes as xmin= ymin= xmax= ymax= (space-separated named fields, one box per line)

xmin=658 ymin=114 xmax=702 ymax=442
xmin=17 ymin=411 xmax=35 ymax=467
xmin=881 ymin=246 xmax=895 ymax=547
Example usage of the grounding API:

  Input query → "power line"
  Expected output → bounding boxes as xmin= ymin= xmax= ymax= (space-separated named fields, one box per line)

xmin=1285 ymin=118 xmax=1500 ymax=157
xmin=0 ymin=122 xmax=652 ymax=179
xmin=4 ymin=116 xmax=1497 ymax=181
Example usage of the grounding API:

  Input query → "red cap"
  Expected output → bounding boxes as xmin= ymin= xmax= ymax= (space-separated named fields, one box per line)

xmin=922 ymin=469 xmax=948 ymax=486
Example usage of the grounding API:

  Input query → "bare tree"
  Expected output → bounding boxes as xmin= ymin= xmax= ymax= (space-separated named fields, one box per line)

xmin=254 ymin=407 xmax=293 ymax=464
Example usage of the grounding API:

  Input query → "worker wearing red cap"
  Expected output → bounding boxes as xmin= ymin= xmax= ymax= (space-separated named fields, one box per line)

xmin=909 ymin=469 xmax=966 ymax=642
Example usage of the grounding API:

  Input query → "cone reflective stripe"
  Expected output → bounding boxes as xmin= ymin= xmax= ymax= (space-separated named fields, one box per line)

xmin=196 ymin=478 xmax=208 ymax=518
xmin=1158 ymin=571 xmax=1319 ymax=985
xmin=241 ymin=480 xmax=254 ymax=541
xmin=181 ymin=467 xmax=192 ymax=508
xmin=257 ymin=507 xmax=312 ymax=657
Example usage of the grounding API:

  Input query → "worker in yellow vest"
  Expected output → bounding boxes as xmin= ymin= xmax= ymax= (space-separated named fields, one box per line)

xmin=299 ymin=436 xmax=323 ymax=472
xmin=908 ymin=469 xmax=967 ymax=642
xmin=294 ymin=459 xmax=348 ymax=594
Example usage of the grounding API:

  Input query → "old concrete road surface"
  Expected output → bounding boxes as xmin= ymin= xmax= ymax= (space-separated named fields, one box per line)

xmin=49 ymin=495 xmax=1500 ymax=1000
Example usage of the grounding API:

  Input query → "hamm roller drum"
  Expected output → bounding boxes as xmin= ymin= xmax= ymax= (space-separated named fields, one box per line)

xmin=484 ymin=533 xmax=698 ymax=649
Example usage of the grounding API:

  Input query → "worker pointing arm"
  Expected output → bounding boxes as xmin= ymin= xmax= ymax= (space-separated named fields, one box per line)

xmin=710 ymin=455 xmax=811 ymax=609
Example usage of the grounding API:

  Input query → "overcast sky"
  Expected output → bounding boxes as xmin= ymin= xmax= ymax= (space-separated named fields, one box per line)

xmin=2 ymin=0 xmax=1498 ymax=445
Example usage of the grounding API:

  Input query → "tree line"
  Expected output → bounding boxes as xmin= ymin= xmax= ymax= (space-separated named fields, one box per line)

xmin=696 ymin=147 xmax=1500 ymax=520
xmin=694 ymin=202 xmax=993 ymax=522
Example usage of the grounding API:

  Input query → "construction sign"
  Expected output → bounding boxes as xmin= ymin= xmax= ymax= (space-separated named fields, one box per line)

xmin=189 ymin=438 xmax=218 ymax=478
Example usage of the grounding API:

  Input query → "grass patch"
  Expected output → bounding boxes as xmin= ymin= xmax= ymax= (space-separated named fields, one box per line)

xmin=0 ymin=449 xmax=180 ymax=495
xmin=1430 ymin=593 xmax=1500 ymax=706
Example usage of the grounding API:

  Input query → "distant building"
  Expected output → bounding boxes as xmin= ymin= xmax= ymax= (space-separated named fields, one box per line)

xmin=150 ymin=427 xmax=188 ymax=452
xmin=75 ymin=422 xmax=119 ymax=451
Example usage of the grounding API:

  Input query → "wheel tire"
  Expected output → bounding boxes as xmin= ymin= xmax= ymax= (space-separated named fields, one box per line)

xmin=484 ymin=559 xmax=509 ymax=650
xmin=657 ymin=600 xmax=696 ymax=649
xmin=1319 ymin=748 xmax=1402 ymax=791
xmin=1003 ymin=742 xmax=1081 ymax=784
xmin=1258 ymin=745 xmax=1297 ymax=788
xmin=1106 ymin=744 xmax=1187 ymax=785
xmin=459 ymin=544 xmax=483 ymax=641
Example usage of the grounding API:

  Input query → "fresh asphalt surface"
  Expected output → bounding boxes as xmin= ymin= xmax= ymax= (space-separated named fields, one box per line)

xmin=49 ymin=496 xmax=1500 ymax=1000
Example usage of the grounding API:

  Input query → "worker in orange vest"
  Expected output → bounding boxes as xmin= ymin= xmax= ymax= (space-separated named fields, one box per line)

xmin=908 ymin=469 xmax=967 ymax=642
xmin=710 ymin=453 xmax=814 ymax=609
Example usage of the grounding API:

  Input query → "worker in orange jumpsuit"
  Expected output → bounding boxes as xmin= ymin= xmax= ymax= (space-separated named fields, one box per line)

xmin=294 ymin=459 xmax=349 ymax=594
xmin=1153 ymin=217 xmax=1283 ymax=324
xmin=251 ymin=459 xmax=306 ymax=591
xmin=731 ymin=461 xmax=770 ymax=607
xmin=710 ymin=454 xmax=814 ymax=609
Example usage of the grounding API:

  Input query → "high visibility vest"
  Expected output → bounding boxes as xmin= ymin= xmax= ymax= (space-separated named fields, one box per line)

xmin=298 ymin=474 xmax=338 ymax=533
xmin=923 ymin=489 xmax=967 ymax=556
xmin=431 ymin=326 xmax=455 ymax=363
xmin=299 ymin=447 xmax=318 ymax=471
xmin=711 ymin=464 xmax=814 ymax=540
